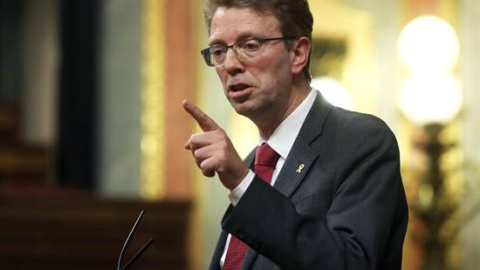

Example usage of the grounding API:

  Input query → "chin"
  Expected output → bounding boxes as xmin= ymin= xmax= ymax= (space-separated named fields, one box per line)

xmin=230 ymin=101 xmax=255 ymax=118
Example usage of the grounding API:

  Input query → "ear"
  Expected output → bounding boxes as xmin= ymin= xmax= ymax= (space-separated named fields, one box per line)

xmin=290 ymin=37 xmax=311 ymax=76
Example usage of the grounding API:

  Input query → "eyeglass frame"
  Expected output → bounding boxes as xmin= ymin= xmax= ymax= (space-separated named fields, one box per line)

xmin=200 ymin=36 xmax=297 ymax=67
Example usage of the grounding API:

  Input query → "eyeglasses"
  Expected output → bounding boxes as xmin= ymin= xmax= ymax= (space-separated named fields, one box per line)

xmin=201 ymin=36 xmax=296 ymax=67
xmin=117 ymin=210 xmax=154 ymax=270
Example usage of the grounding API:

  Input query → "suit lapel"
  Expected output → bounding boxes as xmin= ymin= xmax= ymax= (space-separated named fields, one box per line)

xmin=273 ymin=92 xmax=333 ymax=198
xmin=239 ymin=93 xmax=333 ymax=270
xmin=241 ymin=247 xmax=258 ymax=270
xmin=273 ymin=138 xmax=318 ymax=197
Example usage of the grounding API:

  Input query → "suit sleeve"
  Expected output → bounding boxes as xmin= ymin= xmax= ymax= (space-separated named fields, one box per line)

xmin=220 ymin=120 xmax=408 ymax=270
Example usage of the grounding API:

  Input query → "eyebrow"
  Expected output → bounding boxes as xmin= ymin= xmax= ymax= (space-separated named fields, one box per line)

xmin=208 ymin=32 xmax=267 ymax=46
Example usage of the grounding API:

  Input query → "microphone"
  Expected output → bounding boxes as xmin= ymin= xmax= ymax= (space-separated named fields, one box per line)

xmin=117 ymin=210 xmax=154 ymax=270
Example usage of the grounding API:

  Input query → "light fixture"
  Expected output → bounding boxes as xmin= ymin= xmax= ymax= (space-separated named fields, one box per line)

xmin=397 ymin=15 xmax=468 ymax=270
xmin=399 ymin=72 xmax=462 ymax=125
xmin=397 ymin=15 xmax=462 ymax=125
xmin=311 ymin=77 xmax=354 ymax=111
xmin=397 ymin=15 xmax=459 ymax=73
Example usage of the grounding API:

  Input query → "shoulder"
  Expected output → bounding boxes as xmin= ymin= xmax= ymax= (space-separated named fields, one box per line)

xmin=320 ymin=106 xmax=399 ymax=152
xmin=304 ymin=92 xmax=394 ymax=140
xmin=300 ymin=93 xmax=397 ymax=150
xmin=326 ymin=107 xmax=393 ymax=136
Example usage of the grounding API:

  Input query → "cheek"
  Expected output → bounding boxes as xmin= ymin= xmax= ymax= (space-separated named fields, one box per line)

xmin=258 ymin=58 xmax=291 ymax=87
xmin=215 ymin=68 xmax=228 ymax=86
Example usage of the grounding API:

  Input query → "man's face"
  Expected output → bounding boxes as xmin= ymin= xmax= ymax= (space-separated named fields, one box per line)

xmin=209 ymin=7 xmax=295 ymax=121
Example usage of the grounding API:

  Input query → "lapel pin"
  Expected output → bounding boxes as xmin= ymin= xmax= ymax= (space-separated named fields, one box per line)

xmin=296 ymin=163 xmax=305 ymax=174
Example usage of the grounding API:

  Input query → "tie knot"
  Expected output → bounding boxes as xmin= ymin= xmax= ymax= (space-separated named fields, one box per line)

xmin=255 ymin=143 xmax=280 ymax=167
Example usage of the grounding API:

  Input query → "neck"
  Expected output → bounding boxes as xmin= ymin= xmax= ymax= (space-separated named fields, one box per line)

xmin=256 ymin=81 xmax=311 ymax=140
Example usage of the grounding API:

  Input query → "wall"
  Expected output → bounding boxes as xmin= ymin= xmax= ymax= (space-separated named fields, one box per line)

xmin=459 ymin=0 xmax=480 ymax=268
xmin=344 ymin=0 xmax=402 ymax=127
xmin=19 ymin=0 xmax=59 ymax=146
xmin=98 ymin=0 xmax=143 ymax=197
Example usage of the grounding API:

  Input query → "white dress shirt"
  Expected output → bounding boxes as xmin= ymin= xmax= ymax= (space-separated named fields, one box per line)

xmin=220 ymin=89 xmax=318 ymax=268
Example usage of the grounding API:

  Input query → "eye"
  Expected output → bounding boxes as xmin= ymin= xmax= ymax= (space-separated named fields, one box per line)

xmin=210 ymin=47 xmax=226 ymax=57
xmin=241 ymin=40 xmax=261 ymax=52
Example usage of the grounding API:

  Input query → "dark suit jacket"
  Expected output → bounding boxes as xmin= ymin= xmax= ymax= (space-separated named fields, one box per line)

xmin=209 ymin=93 xmax=408 ymax=270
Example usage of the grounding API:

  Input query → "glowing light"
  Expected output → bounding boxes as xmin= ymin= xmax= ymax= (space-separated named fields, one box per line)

xmin=399 ymin=72 xmax=462 ymax=125
xmin=311 ymin=77 xmax=354 ymax=111
xmin=398 ymin=16 xmax=459 ymax=72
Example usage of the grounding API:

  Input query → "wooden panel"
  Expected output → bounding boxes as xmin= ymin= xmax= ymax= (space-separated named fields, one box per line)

xmin=164 ymin=0 xmax=196 ymax=200
xmin=0 ymin=105 xmax=19 ymax=145
xmin=0 ymin=192 xmax=191 ymax=270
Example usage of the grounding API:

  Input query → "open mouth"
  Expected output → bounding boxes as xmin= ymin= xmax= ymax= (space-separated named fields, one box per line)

xmin=228 ymin=83 xmax=253 ymax=100
xmin=229 ymin=83 xmax=251 ymax=92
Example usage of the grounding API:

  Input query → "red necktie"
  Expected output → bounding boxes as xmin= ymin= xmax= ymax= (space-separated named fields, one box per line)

xmin=223 ymin=144 xmax=280 ymax=270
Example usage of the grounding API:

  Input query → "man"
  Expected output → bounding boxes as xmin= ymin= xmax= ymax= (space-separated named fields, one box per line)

xmin=183 ymin=0 xmax=408 ymax=269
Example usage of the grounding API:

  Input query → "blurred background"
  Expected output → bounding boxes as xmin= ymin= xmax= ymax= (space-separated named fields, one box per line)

xmin=0 ymin=0 xmax=479 ymax=269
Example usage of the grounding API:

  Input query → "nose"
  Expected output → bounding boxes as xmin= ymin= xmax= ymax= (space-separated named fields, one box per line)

xmin=222 ymin=47 xmax=245 ymax=74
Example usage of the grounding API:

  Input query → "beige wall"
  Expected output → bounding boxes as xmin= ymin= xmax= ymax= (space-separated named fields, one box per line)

xmin=19 ymin=0 xmax=59 ymax=146
xmin=98 ymin=0 xmax=143 ymax=197
xmin=459 ymin=0 xmax=480 ymax=268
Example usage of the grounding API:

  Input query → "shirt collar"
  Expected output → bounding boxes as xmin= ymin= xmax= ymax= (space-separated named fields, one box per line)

xmin=260 ymin=89 xmax=317 ymax=159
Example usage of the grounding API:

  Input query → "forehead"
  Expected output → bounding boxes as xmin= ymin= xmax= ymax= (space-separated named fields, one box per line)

xmin=209 ymin=7 xmax=281 ymax=43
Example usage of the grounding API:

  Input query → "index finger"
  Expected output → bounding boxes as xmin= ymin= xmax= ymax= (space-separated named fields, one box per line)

xmin=182 ymin=99 xmax=220 ymax=132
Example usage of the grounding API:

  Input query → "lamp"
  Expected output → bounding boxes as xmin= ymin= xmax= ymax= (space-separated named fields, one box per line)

xmin=398 ymin=15 xmax=462 ymax=125
xmin=397 ymin=15 xmax=467 ymax=270
xmin=397 ymin=16 xmax=459 ymax=73
xmin=311 ymin=77 xmax=354 ymax=111
xmin=399 ymin=72 xmax=462 ymax=125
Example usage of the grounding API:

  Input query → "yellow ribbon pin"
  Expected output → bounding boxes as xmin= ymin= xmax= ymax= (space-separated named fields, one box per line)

xmin=296 ymin=163 xmax=305 ymax=174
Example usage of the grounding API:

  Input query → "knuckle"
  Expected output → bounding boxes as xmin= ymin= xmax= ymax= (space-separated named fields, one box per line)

xmin=190 ymin=133 xmax=199 ymax=142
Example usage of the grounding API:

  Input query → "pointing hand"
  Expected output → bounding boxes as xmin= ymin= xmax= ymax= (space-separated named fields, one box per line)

xmin=183 ymin=99 xmax=249 ymax=190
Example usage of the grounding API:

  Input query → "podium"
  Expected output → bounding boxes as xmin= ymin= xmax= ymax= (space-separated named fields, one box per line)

xmin=0 ymin=191 xmax=191 ymax=270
